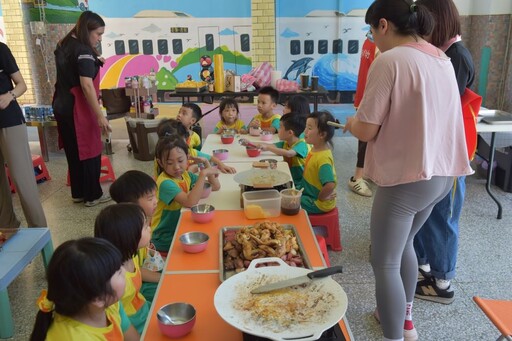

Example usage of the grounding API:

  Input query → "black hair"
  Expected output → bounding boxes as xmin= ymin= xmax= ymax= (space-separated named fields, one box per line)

xmin=280 ymin=112 xmax=306 ymax=138
xmin=285 ymin=95 xmax=311 ymax=116
xmin=156 ymin=118 xmax=189 ymax=139
xmin=307 ymin=111 xmax=337 ymax=148
xmin=182 ymin=102 xmax=202 ymax=122
xmin=365 ymin=0 xmax=435 ymax=39
xmin=154 ymin=136 xmax=189 ymax=175
xmin=219 ymin=98 xmax=240 ymax=124
xmin=258 ymin=86 xmax=280 ymax=104
xmin=416 ymin=0 xmax=461 ymax=47
xmin=59 ymin=11 xmax=105 ymax=55
xmin=30 ymin=238 xmax=122 ymax=341
xmin=94 ymin=203 xmax=146 ymax=262
xmin=109 ymin=170 xmax=156 ymax=204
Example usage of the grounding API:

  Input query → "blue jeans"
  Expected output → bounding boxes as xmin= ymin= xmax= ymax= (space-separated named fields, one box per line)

xmin=414 ymin=176 xmax=466 ymax=280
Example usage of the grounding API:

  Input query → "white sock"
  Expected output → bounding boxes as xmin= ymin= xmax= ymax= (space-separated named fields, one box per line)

xmin=405 ymin=301 xmax=413 ymax=321
xmin=383 ymin=337 xmax=403 ymax=341
xmin=435 ymin=278 xmax=451 ymax=290
xmin=419 ymin=263 xmax=431 ymax=273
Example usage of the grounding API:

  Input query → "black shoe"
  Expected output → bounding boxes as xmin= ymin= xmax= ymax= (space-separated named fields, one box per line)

xmin=415 ymin=277 xmax=455 ymax=304
xmin=418 ymin=267 xmax=432 ymax=280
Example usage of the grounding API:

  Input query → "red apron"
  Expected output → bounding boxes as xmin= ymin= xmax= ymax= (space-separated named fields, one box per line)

xmin=461 ymin=88 xmax=482 ymax=161
xmin=70 ymin=74 xmax=102 ymax=161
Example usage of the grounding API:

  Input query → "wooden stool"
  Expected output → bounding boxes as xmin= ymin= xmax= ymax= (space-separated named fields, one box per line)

xmin=308 ymin=207 xmax=342 ymax=251
xmin=473 ymin=296 xmax=512 ymax=340
xmin=66 ymin=155 xmax=116 ymax=186
xmin=315 ymin=234 xmax=331 ymax=266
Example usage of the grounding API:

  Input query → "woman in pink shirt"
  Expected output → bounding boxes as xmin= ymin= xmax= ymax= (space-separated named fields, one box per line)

xmin=344 ymin=0 xmax=473 ymax=340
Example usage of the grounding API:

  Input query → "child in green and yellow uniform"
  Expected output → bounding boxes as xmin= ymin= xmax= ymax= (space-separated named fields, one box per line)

xmin=302 ymin=111 xmax=338 ymax=213
xmin=248 ymin=86 xmax=281 ymax=133
xmin=214 ymin=98 xmax=247 ymax=134
xmin=95 ymin=203 xmax=153 ymax=334
xmin=31 ymin=238 xmax=138 ymax=341
xmin=176 ymin=102 xmax=202 ymax=150
xmin=152 ymin=137 xmax=220 ymax=253
xmin=256 ymin=113 xmax=309 ymax=189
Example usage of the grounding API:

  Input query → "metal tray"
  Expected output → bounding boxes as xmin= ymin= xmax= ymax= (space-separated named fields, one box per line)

xmin=175 ymin=85 xmax=208 ymax=93
xmin=219 ymin=223 xmax=312 ymax=282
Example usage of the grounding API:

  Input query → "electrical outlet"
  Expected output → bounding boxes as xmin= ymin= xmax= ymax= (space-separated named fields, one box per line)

xmin=35 ymin=38 xmax=41 ymax=46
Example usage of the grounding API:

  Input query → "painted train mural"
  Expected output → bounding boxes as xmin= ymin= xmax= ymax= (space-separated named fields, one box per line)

xmin=24 ymin=0 xmax=373 ymax=98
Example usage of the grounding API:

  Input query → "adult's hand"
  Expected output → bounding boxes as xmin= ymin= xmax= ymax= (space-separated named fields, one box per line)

xmin=98 ymin=115 xmax=112 ymax=135
xmin=0 ymin=93 xmax=12 ymax=110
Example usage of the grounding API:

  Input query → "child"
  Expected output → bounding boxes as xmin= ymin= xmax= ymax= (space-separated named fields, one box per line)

xmin=109 ymin=170 xmax=160 ymax=303
xmin=156 ymin=118 xmax=236 ymax=175
xmin=301 ymin=111 xmax=338 ymax=214
xmin=256 ymin=113 xmax=308 ymax=189
xmin=30 ymin=237 xmax=139 ymax=341
xmin=213 ymin=98 xmax=247 ymax=134
xmin=248 ymin=86 xmax=281 ymax=133
xmin=94 ymin=203 xmax=152 ymax=334
xmin=283 ymin=95 xmax=311 ymax=139
xmin=152 ymin=136 xmax=220 ymax=252
xmin=176 ymin=102 xmax=202 ymax=150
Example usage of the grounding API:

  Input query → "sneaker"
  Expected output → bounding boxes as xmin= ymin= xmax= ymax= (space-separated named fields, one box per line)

xmin=418 ymin=267 xmax=432 ymax=280
xmin=348 ymin=177 xmax=372 ymax=197
xmin=415 ymin=277 xmax=455 ymax=304
xmin=84 ymin=194 xmax=112 ymax=207
xmin=373 ymin=308 xmax=418 ymax=340
xmin=72 ymin=197 xmax=84 ymax=203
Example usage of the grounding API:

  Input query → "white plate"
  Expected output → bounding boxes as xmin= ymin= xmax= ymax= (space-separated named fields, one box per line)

xmin=214 ymin=257 xmax=348 ymax=341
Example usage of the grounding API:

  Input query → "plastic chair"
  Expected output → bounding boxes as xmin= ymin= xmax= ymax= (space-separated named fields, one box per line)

xmin=66 ymin=155 xmax=116 ymax=185
xmin=315 ymin=234 xmax=331 ymax=266
xmin=32 ymin=154 xmax=52 ymax=182
xmin=473 ymin=296 xmax=512 ymax=341
xmin=308 ymin=207 xmax=342 ymax=251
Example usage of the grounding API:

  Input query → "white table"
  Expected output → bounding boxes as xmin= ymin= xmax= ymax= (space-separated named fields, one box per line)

xmin=197 ymin=161 xmax=291 ymax=210
xmin=476 ymin=121 xmax=512 ymax=219
xmin=201 ymin=133 xmax=283 ymax=162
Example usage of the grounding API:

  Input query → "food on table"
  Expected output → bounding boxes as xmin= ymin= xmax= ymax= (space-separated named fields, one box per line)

xmin=223 ymin=221 xmax=303 ymax=273
xmin=244 ymin=204 xmax=268 ymax=219
xmin=175 ymin=80 xmax=208 ymax=89
xmin=233 ymin=276 xmax=337 ymax=332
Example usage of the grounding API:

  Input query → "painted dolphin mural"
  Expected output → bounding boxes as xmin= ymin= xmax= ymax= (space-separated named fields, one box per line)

xmin=283 ymin=57 xmax=314 ymax=80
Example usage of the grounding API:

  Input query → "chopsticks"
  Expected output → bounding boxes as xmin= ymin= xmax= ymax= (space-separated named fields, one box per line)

xmin=327 ymin=121 xmax=345 ymax=129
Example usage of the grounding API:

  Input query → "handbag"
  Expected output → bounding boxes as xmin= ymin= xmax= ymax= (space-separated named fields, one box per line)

xmin=142 ymin=243 xmax=165 ymax=271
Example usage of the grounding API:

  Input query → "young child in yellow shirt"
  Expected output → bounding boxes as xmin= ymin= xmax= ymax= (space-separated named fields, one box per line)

xmin=248 ymin=86 xmax=281 ymax=133
xmin=214 ymin=98 xmax=247 ymax=134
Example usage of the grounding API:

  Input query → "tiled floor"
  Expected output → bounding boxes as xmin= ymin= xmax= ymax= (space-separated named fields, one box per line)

xmin=5 ymin=119 xmax=512 ymax=340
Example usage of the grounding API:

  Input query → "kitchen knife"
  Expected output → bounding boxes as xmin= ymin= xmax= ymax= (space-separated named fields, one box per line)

xmin=251 ymin=265 xmax=343 ymax=294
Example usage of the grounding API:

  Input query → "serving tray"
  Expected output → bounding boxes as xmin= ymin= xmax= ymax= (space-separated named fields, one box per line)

xmin=219 ymin=223 xmax=312 ymax=282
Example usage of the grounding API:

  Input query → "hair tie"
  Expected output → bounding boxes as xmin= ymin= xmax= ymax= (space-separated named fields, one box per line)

xmin=410 ymin=3 xmax=417 ymax=13
xmin=37 ymin=289 xmax=55 ymax=313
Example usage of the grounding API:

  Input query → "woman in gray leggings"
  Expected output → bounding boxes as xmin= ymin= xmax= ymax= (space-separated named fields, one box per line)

xmin=344 ymin=0 xmax=473 ymax=340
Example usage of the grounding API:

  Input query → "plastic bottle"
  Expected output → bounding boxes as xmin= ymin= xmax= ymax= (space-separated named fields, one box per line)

xmin=143 ymin=99 xmax=151 ymax=114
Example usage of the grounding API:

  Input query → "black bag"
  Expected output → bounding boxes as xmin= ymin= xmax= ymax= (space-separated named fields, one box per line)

xmin=101 ymin=88 xmax=131 ymax=114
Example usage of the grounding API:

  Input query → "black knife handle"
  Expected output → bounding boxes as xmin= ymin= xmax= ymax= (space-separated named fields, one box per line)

xmin=306 ymin=265 xmax=343 ymax=279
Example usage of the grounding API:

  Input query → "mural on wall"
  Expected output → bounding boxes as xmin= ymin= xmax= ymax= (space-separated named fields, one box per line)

xmin=276 ymin=0 xmax=374 ymax=93
xmin=28 ymin=0 xmax=252 ymax=90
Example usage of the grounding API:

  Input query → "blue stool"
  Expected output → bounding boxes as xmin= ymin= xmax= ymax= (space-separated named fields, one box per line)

xmin=0 ymin=228 xmax=53 ymax=339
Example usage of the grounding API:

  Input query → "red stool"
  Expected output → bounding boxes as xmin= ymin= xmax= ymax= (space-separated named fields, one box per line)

xmin=4 ymin=165 xmax=16 ymax=193
xmin=32 ymin=154 xmax=52 ymax=182
xmin=315 ymin=234 xmax=331 ymax=266
xmin=308 ymin=207 xmax=342 ymax=251
xmin=66 ymin=155 xmax=116 ymax=186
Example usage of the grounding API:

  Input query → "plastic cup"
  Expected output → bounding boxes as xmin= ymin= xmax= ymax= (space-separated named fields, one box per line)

xmin=280 ymin=188 xmax=302 ymax=215
xmin=300 ymin=74 xmax=309 ymax=89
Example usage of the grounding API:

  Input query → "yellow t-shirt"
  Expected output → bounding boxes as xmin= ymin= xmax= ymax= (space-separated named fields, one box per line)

xmin=302 ymin=149 xmax=337 ymax=212
xmin=46 ymin=303 xmax=125 ymax=340
xmin=187 ymin=131 xmax=201 ymax=150
xmin=213 ymin=119 xmax=246 ymax=133
xmin=250 ymin=113 xmax=281 ymax=130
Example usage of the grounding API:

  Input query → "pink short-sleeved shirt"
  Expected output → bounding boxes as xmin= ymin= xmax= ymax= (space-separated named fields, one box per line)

xmin=356 ymin=42 xmax=473 ymax=186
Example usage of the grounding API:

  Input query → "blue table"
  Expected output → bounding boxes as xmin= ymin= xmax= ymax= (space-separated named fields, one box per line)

xmin=0 ymin=228 xmax=53 ymax=339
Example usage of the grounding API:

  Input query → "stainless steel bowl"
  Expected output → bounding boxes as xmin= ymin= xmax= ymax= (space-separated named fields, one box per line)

xmin=191 ymin=204 xmax=215 ymax=214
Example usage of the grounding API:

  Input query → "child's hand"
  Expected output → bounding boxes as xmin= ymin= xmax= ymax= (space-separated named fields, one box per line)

xmin=249 ymin=119 xmax=260 ymax=128
xmin=256 ymin=143 xmax=268 ymax=151
xmin=201 ymin=166 xmax=220 ymax=177
xmin=189 ymin=156 xmax=209 ymax=167
xmin=218 ymin=162 xmax=237 ymax=174
xmin=239 ymin=128 xmax=248 ymax=134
